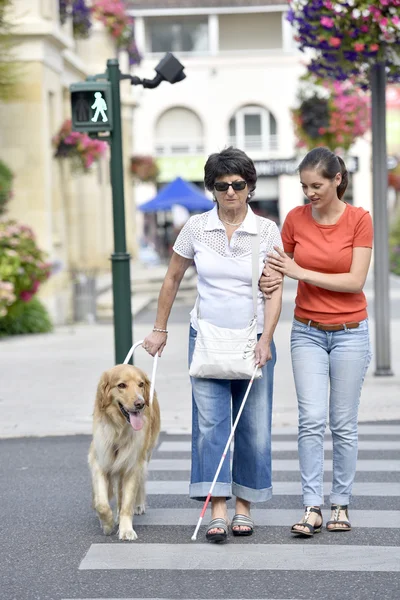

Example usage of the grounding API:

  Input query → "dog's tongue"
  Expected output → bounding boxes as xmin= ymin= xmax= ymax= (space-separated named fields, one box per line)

xmin=129 ymin=412 xmax=144 ymax=431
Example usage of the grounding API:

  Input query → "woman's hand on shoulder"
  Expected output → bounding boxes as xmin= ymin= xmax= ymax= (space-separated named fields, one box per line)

xmin=255 ymin=336 xmax=272 ymax=368
xmin=142 ymin=330 xmax=168 ymax=357
xmin=259 ymin=264 xmax=283 ymax=299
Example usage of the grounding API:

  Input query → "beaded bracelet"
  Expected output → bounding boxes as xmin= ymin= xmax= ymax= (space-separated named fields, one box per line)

xmin=153 ymin=327 xmax=168 ymax=333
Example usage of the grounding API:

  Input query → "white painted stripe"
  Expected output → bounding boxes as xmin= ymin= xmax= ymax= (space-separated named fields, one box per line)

xmin=146 ymin=481 xmax=400 ymax=496
xmin=271 ymin=425 xmax=400 ymax=436
xmin=79 ymin=543 xmax=400 ymax=571
xmin=149 ymin=459 xmax=400 ymax=472
xmin=131 ymin=508 xmax=400 ymax=528
xmin=158 ymin=440 xmax=400 ymax=452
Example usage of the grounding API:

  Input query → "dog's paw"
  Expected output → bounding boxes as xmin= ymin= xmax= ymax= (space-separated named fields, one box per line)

xmin=102 ymin=521 xmax=115 ymax=535
xmin=119 ymin=527 xmax=138 ymax=541
xmin=134 ymin=503 xmax=146 ymax=515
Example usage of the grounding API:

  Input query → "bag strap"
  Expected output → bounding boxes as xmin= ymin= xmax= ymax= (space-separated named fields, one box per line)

xmin=251 ymin=216 xmax=260 ymax=318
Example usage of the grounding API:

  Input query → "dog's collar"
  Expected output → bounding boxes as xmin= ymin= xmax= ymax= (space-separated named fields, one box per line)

xmin=118 ymin=402 xmax=131 ymax=423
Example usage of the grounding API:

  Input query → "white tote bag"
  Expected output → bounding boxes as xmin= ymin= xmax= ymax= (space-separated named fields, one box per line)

xmin=189 ymin=218 xmax=262 ymax=380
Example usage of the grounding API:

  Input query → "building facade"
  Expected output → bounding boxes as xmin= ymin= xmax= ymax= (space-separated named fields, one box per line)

xmin=127 ymin=0 xmax=372 ymax=247
xmin=0 ymin=1 xmax=137 ymax=324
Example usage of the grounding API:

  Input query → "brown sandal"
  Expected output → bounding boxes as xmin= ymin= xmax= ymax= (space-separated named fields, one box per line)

xmin=291 ymin=506 xmax=323 ymax=537
xmin=326 ymin=504 xmax=351 ymax=531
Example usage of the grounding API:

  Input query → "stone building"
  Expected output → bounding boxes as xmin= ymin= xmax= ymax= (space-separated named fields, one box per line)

xmin=0 ymin=0 xmax=137 ymax=324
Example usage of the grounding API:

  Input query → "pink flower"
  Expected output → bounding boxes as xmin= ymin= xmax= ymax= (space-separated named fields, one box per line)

xmin=370 ymin=43 xmax=379 ymax=52
xmin=321 ymin=16 xmax=334 ymax=28
xmin=328 ymin=37 xmax=341 ymax=48
xmin=20 ymin=290 xmax=33 ymax=302
xmin=354 ymin=43 xmax=365 ymax=52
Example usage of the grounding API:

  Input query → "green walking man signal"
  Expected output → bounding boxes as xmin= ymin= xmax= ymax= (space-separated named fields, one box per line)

xmin=70 ymin=81 xmax=113 ymax=133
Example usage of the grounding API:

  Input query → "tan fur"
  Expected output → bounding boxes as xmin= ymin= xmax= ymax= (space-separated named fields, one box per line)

xmin=88 ymin=364 xmax=161 ymax=541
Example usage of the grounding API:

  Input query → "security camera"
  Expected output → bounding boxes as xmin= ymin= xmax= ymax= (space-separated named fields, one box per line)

xmin=155 ymin=53 xmax=186 ymax=84
xmin=130 ymin=53 xmax=186 ymax=89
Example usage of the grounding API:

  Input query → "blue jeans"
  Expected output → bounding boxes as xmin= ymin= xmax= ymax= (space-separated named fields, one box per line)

xmin=291 ymin=318 xmax=372 ymax=507
xmin=189 ymin=325 xmax=276 ymax=503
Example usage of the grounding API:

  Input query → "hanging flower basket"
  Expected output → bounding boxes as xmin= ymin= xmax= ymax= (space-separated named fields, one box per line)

xmin=59 ymin=0 xmax=92 ymax=39
xmin=52 ymin=119 xmax=108 ymax=175
xmin=288 ymin=1 xmax=400 ymax=88
xmin=130 ymin=155 xmax=159 ymax=183
xmin=292 ymin=75 xmax=370 ymax=152
xmin=92 ymin=0 xmax=142 ymax=66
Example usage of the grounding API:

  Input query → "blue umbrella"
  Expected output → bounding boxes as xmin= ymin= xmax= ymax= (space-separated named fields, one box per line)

xmin=139 ymin=177 xmax=214 ymax=213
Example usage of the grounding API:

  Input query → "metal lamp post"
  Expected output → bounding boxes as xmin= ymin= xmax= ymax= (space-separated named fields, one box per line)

xmin=70 ymin=53 xmax=186 ymax=365
xmin=370 ymin=62 xmax=393 ymax=376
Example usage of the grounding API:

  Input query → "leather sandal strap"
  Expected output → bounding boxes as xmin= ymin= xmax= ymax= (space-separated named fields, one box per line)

xmin=292 ymin=522 xmax=314 ymax=533
xmin=232 ymin=514 xmax=254 ymax=528
xmin=306 ymin=507 xmax=322 ymax=517
xmin=207 ymin=518 xmax=228 ymax=533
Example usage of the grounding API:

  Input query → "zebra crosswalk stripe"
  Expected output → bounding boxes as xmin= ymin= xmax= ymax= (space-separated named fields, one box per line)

xmin=148 ymin=458 xmax=400 ymax=472
xmin=79 ymin=543 xmax=400 ymax=571
xmin=78 ymin=424 xmax=400 ymax=582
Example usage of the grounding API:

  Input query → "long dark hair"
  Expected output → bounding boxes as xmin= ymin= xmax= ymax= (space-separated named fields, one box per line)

xmin=204 ymin=146 xmax=257 ymax=199
xmin=298 ymin=147 xmax=348 ymax=199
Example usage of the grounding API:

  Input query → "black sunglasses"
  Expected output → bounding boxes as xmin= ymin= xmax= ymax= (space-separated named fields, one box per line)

xmin=214 ymin=180 xmax=247 ymax=192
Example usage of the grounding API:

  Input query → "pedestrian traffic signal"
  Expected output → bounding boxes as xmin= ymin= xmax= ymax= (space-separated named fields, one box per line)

xmin=70 ymin=81 xmax=113 ymax=133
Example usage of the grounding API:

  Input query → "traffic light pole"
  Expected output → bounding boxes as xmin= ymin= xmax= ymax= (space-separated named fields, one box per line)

xmin=70 ymin=54 xmax=185 ymax=365
xmin=107 ymin=58 xmax=133 ymax=365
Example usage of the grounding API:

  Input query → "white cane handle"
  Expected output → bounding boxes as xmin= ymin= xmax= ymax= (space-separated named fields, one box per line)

xmin=123 ymin=340 xmax=159 ymax=406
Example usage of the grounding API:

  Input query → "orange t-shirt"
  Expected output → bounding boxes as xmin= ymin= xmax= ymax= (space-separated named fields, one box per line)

xmin=281 ymin=203 xmax=373 ymax=324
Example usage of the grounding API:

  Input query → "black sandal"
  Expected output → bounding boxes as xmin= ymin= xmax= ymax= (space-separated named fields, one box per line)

xmin=291 ymin=507 xmax=323 ymax=537
xmin=326 ymin=504 xmax=351 ymax=532
xmin=206 ymin=517 xmax=229 ymax=543
xmin=231 ymin=514 xmax=254 ymax=537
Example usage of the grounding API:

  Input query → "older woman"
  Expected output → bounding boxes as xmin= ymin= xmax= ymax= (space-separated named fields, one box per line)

xmin=143 ymin=147 xmax=282 ymax=543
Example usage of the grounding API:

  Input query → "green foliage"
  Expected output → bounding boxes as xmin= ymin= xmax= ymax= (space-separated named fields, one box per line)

xmin=0 ymin=297 xmax=52 ymax=337
xmin=0 ymin=0 xmax=21 ymax=101
xmin=389 ymin=216 xmax=400 ymax=276
xmin=0 ymin=219 xmax=51 ymax=317
xmin=0 ymin=159 xmax=13 ymax=214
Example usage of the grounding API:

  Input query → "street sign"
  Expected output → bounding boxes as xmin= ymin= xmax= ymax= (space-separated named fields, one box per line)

xmin=70 ymin=81 xmax=113 ymax=133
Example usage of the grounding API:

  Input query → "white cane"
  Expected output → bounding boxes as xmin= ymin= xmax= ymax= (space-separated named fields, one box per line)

xmin=191 ymin=365 xmax=260 ymax=541
xmin=123 ymin=340 xmax=159 ymax=406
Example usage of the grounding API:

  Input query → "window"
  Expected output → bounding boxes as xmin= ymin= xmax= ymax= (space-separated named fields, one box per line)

xmin=155 ymin=107 xmax=204 ymax=155
xmin=229 ymin=106 xmax=278 ymax=152
xmin=146 ymin=17 xmax=208 ymax=53
xmin=219 ymin=13 xmax=283 ymax=51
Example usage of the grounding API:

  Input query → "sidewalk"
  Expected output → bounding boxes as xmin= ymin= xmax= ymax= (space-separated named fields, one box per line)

xmin=0 ymin=264 xmax=399 ymax=438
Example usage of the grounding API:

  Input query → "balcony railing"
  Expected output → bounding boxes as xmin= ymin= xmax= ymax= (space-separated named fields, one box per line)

xmin=228 ymin=135 xmax=279 ymax=152
xmin=155 ymin=139 xmax=205 ymax=156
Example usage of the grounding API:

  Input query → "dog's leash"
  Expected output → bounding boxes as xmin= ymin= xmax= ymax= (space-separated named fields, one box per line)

xmin=123 ymin=340 xmax=159 ymax=406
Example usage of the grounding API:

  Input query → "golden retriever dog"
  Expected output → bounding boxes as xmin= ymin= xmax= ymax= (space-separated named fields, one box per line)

xmin=88 ymin=364 xmax=160 ymax=541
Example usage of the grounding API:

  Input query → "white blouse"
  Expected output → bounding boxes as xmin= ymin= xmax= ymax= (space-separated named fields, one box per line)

xmin=173 ymin=205 xmax=282 ymax=333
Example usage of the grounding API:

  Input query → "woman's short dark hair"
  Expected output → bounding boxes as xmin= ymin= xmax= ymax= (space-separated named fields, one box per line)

xmin=298 ymin=147 xmax=348 ymax=200
xmin=204 ymin=146 xmax=257 ymax=199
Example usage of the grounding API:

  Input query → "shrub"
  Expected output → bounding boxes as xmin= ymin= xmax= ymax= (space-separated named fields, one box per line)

xmin=0 ymin=297 xmax=52 ymax=337
xmin=0 ymin=219 xmax=51 ymax=318
xmin=0 ymin=159 xmax=13 ymax=215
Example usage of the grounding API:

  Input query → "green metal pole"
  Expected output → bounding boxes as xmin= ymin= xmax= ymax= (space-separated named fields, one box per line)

xmin=107 ymin=58 xmax=133 ymax=364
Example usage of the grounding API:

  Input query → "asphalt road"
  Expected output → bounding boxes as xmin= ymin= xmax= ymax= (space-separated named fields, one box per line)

xmin=2 ymin=424 xmax=400 ymax=600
